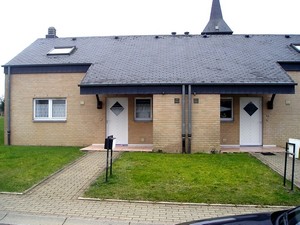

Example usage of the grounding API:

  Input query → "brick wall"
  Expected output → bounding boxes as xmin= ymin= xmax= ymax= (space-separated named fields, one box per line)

xmin=153 ymin=94 xmax=220 ymax=153
xmin=128 ymin=96 xmax=153 ymax=144
xmin=97 ymin=95 xmax=153 ymax=144
xmin=192 ymin=95 xmax=220 ymax=152
xmin=263 ymin=71 xmax=300 ymax=147
xmin=153 ymin=94 xmax=182 ymax=153
xmin=220 ymin=96 xmax=240 ymax=145
xmin=7 ymin=73 xmax=105 ymax=146
xmin=220 ymin=73 xmax=300 ymax=148
xmin=5 ymin=76 xmax=154 ymax=146
xmin=8 ymin=71 xmax=299 ymax=150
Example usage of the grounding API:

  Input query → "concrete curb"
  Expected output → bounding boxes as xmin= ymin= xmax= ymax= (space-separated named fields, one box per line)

xmin=78 ymin=197 xmax=294 ymax=209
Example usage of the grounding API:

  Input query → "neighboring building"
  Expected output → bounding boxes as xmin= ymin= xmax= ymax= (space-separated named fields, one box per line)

xmin=2 ymin=0 xmax=300 ymax=153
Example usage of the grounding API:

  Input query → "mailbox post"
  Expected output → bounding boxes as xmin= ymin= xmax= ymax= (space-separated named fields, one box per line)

xmin=284 ymin=142 xmax=296 ymax=191
xmin=104 ymin=135 xmax=115 ymax=182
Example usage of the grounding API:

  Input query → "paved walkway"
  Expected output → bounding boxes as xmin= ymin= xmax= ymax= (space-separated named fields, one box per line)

xmin=251 ymin=152 xmax=300 ymax=188
xmin=0 ymin=151 xmax=296 ymax=225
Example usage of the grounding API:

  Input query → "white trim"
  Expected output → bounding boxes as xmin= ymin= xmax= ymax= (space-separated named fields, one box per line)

xmin=106 ymin=97 xmax=128 ymax=145
xmin=220 ymin=97 xmax=233 ymax=121
xmin=47 ymin=46 xmax=75 ymax=55
xmin=240 ymin=97 xmax=262 ymax=146
xmin=33 ymin=98 xmax=67 ymax=121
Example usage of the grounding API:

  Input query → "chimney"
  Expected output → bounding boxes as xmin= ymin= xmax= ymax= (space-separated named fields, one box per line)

xmin=46 ymin=27 xmax=58 ymax=38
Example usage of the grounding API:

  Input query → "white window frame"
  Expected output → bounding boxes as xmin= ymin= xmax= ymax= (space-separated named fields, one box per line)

xmin=134 ymin=97 xmax=153 ymax=121
xmin=291 ymin=44 xmax=300 ymax=53
xmin=47 ymin=46 xmax=75 ymax=55
xmin=34 ymin=98 xmax=67 ymax=121
xmin=220 ymin=97 xmax=233 ymax=121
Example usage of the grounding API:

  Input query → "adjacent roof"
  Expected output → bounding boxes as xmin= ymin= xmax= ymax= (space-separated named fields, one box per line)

xmin=3 ymin=34 xmax=300 ymax=94
xmin=201 ymin=0 xmax=233 ymax=35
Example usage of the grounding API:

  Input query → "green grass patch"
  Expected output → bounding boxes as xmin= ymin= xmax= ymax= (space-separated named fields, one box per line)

xmin=0 ymin=117 xmax=84 ymax=192
xmin=0 ymin=146 xmax=84 ymax=192
xmin=85 ymin=152 xmax=300 ymax=206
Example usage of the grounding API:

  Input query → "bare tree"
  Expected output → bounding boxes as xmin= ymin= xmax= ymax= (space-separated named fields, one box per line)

xmin=0 ymin=97 xmax=4 ymax=116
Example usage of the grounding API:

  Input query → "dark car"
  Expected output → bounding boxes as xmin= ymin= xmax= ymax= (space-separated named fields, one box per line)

xmin=176 ymin=206 xmax=300 ymax=225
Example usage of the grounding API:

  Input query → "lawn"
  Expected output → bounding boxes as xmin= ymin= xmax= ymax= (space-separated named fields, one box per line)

xmin=85 ymin=152 xmax=300 ymax=206
xmin=0 ymin=117 xmax=85 ymax=192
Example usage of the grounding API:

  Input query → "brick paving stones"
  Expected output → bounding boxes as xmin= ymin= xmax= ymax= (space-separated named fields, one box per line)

xmin=251 ymin=152 xmax=300 ymax=188
xmin=0 ymin=151 xmax=296 ymax=225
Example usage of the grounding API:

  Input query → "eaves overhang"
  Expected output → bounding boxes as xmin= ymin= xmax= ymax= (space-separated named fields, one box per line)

xmin=278 ymin=62 xmax=300 ymax=71
xmin=2 ymin=63 xmax=91 ymax=75
xmin=79 ymin=83 xmax=296 ymax=95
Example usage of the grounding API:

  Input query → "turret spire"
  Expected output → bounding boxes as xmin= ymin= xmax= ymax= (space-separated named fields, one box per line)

xmin=201 ymin=0 xmax=233 ymax=35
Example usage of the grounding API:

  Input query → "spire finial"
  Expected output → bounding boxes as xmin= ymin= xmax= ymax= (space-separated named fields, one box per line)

xmin=201 ymin=0 xmax=233 ymax=35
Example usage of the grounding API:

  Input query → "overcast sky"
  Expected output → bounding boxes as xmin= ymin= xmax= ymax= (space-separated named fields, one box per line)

xmin=1 ymin=0 xmax=299 ymax=96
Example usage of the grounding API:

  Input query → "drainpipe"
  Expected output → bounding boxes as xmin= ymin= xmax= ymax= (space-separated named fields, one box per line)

xmin=6 ymin=66 xmax=11 ymax=145
xmin=182 ymin=85 xmax=186 ymax=153
xmin=187 ymin=85 xmax=192 ymax=154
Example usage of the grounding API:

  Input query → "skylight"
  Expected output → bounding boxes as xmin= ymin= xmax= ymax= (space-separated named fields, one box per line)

xmin=47 ymin=46 xmax=75 ymax=55
xmin=291 ymin=44 xmax=300 ymax=53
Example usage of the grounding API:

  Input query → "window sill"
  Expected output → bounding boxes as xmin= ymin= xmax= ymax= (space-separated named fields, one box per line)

xmin=134 ymin=119 xmax=153 ymax=122
xmin=221 ymin=119 xmax=234 ymax=122
xmin=33 ymin=119 xmax=67 ymax=123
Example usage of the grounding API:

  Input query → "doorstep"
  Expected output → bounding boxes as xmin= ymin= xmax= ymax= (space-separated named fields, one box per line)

xmin=221 ymin=145 xmax=285 ymax=153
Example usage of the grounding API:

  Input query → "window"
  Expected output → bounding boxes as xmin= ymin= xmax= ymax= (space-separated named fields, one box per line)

xmin=135 ymin=98 xmax=152 ymax=121
xmin=220 ymin=97 xmax=233 ymax=121
xmin=34 ymin=99 xmax=67 ymax=121
xmin=47 ymin=46 xmax=75 ymax=55
xmin=291 ymin=44 xmax=300 ymax=53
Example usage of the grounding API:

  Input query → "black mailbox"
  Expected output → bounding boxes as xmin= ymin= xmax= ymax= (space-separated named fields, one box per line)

xmin=104 ymin=135 xmax=114 ymax=150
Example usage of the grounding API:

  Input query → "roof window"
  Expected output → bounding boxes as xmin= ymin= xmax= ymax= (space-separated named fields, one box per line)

xmin=291 ymin=44 xmax=300 ymax=53
xmin=47 ymin=46 xmax=75 ymax=55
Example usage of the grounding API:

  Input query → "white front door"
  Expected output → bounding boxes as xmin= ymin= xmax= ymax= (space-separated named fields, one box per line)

xmin=240 ymin=97 xmax=262 ymax=146
xmin=106 ymin=98 xmax=128 ymax=145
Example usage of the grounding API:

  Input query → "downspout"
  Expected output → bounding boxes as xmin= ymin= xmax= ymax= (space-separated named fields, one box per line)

xmin=182 ymin=85 xmax=186 ymax=153
xmin=6 ymin=66 xmax=11 ymax=145
xmin=188 ymin=85 xmax=192 ymax=154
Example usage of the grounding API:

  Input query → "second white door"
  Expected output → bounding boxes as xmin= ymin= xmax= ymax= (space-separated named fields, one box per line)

xmin=106 ymin=98 xmax=128 ymax=145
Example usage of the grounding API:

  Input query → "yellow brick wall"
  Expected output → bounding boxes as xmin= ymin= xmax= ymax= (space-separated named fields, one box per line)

xmin=106 ymin=95 xmax=153 ymax=144
xmin=220 ymin=73 xmax=300 ymax=148
xmin=192 ymin=95 xmax=220 ymax=152
xmin=153 ymin=94 xmax=182 ymax=153
xmin=153 ymin=94 xmax=220 ymax=153
xmin=7 ymin=71 xmax=299 ymax=150
xmin=5 ymin=76 xmax=154 ymax=146
xmin=128 ymin=96 xmax=153 ymax=144
xmin=263 ymin=71 xmax=300 ymax=147
xmin=7 ymin=73 xmax=105 ymax=146
xmin=220 ymin=96 xmax=240 ymax=145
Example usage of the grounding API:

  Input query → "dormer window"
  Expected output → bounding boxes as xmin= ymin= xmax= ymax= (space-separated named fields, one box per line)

xmin=47 ymin=46 xmax=76 ymax=55
xmin=291 ymin=44 xmax=300 ymax=53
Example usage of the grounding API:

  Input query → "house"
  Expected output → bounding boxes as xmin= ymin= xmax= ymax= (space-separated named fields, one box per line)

xmin=2 ymin=0 xmax=300 ymax=153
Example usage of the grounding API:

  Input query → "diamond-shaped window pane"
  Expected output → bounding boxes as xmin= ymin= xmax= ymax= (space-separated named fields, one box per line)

xmin=110 ymin=102 xmax=124 ymax=116
xmin=243 ymin=102 xmax=258 ymax=116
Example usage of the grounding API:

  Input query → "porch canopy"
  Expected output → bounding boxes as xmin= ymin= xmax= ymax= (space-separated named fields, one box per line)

xmin=79 ymin=35 xmax=299 ymax=95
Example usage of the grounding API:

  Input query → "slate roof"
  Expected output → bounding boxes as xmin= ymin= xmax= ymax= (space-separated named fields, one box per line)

xmin=4 ymin=34 xmax=300 ymax=90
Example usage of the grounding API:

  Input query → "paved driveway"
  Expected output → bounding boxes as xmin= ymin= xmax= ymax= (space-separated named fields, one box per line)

xmin=0 ymin=152 xmax=293 ymax=225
